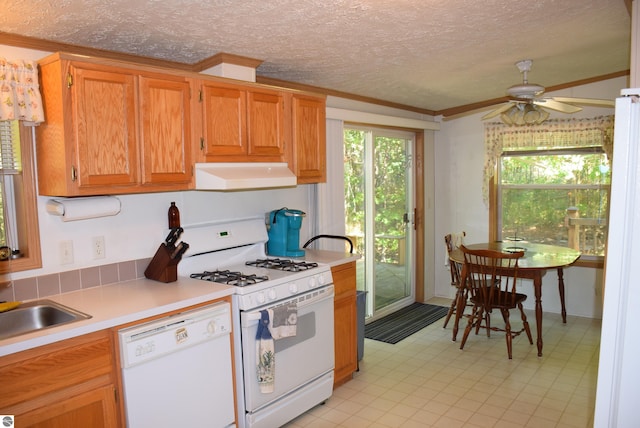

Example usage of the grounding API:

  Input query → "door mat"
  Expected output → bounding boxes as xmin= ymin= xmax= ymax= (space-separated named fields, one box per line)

xmin=364 ymin=302 xmax=449 ymax=344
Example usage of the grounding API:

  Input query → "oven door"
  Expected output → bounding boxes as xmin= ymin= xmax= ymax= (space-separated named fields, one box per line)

xmin=240 ymin=284 xmax=335 ymax=412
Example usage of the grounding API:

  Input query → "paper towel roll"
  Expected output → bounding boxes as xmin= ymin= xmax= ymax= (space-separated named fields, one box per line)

xmin=46 ymin=196 xmax=121 ymax=222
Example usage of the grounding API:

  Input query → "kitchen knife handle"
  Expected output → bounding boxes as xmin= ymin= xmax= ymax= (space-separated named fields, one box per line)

xmin=170 ymin=242 xmax=190 ymax=259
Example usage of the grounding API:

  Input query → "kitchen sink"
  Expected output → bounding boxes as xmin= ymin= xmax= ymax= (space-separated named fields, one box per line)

xmin=0 ymin=299 xmax=92 ymax=340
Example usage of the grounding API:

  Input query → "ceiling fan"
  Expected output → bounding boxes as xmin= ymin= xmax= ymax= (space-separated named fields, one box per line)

xmin=482 ymin=59 xmax=615 ymax=125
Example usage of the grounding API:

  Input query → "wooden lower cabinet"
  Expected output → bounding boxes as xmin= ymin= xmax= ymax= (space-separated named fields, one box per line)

xmin=0 ymin=330 xmax=120 ymax=428
xmin=332 ymin=261 xmax=358 ymax=387
xmin=17 ymin=386 xmax=118 ymax=428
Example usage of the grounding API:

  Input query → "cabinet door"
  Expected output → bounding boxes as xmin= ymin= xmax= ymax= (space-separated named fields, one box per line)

xmin=18 ymin=385 xmax=119 ymax=428
xmin=0 ymin=330 xmax=120 ymax=427
xmin=201 ymin=83 xmax=247 ymax=157
xmin=71 ymin=66 xmax=139 ymax=188
xmin=139 ymin=76 xmax=193 ymax=186
xmin=247 ymin=89 xmax=286 ymax=158
xmin=334 ymin=292 xmax=358 ymax=387
xmin=292 ymin=95 xmax=326 ymax=183
xmin=331 ymin=262 xmax=358 ymax=387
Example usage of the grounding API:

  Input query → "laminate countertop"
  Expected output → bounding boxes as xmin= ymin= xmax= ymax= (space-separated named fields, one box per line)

xmin=0 ymin=276 xmax=235 ymax=357
xmin=301 ymin=249 xmax=361 ymax=267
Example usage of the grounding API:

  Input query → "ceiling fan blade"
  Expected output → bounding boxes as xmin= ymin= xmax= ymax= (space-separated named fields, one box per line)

xmin=481 ymin=103 xmax=515 ymax=120
xmin=533 ymin=99 xmax=583 ymax=114
xmin=551 ymin=97 xmax=615 ymax=108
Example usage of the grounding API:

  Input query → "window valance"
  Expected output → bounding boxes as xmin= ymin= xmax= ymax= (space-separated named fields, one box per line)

xmin=483 ymin=115 xmax=614 ymax=204
xmin=0 ymin=58 xmax=45 ymax=125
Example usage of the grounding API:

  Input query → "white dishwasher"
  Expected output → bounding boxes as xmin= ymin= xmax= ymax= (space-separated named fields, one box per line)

xmin=119 ymin=301 xmax=236 ymax=428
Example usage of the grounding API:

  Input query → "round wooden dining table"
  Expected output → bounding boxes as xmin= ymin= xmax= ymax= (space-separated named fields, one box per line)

xmin=449 ymin=241 xmax=581 ymax=357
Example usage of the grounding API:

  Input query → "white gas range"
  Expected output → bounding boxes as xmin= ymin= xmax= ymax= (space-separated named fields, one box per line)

xmin=177 ymin=217 xmax=335 ymax=428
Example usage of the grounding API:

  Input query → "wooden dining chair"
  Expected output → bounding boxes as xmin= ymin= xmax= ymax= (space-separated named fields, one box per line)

xmin=458 ymin=245 xmax=533 ymax=359
xmin=442 ymin=232 xmax=467 ymax=329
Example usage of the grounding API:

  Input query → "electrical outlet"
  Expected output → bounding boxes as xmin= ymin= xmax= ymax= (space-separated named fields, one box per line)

xmin=92 ymin=236 xmax=106 ymax=259
xmin=60 ymin=240 xmax=74 ymax=265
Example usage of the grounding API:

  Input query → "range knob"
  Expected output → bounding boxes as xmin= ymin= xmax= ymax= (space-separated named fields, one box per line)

xmin=317 ymin=273 xmax=327 ymax=285
xmin=268 ymin=289 xmax=277 ymax=300
xmin=288 ymin=283 xmax=298 ymax=294
xmin=309 ymin=276 xmax=317 ymax=288
xmin=256 ymin=293 xmax=266 ymax=304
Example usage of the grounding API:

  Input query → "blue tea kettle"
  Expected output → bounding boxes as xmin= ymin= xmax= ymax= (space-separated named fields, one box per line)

xmin=266 ymin=208 xmax=306 ymax=257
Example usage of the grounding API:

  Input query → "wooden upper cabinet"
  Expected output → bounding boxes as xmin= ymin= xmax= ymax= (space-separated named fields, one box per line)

xmin=36 ymin=54 xmax=194 ymax=196
xmin=35 ymin=53 xmax=327 ymax=194
xmin=198 ymin=81 xmax=286 ymax=162
xmin=246 ymin=90 xmax=286 ymax=157
xmin=37 ymin=60 xmax=140 ymax=195
xmin=139 ymin=76 xmax=193 ymax=185
xmin=292 ymin=94 xmax=326 ymax=183
xmin=72 ymin=66 xmax=139 ymax=189
xmin=200 ymin=83 xmax=247 ymax=157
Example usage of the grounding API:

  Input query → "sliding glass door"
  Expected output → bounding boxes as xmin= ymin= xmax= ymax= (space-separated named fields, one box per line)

xmin=344 ymin=126 xmax=415 ymax=321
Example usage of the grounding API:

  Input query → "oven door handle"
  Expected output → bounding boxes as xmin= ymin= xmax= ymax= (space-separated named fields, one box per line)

xmin=241 ymin=284 xmax=334 ymax=325
xmin=246 ymin=312 xmax=263 ymax=322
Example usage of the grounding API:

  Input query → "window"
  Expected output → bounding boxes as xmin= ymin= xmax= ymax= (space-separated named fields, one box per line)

xmin=0 ymin=120 xmax=41 ymax=276
xmin=485 ymin=116 xmax=614 ymax=265
xmin=498 ymin=147 xmax=610 ymax=257
xmin=1 ymin=121 xmax=22 ymax=258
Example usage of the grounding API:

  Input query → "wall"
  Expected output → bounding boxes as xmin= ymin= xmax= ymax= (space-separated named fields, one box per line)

xmin=434 ymin=76 xmax=628 ymax=319
xmin=33 ymin=189 xmax=313 ymax=277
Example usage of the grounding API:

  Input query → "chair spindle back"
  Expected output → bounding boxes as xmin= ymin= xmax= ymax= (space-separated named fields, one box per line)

xmin=460 ymin=245 xmax=524 ymax=309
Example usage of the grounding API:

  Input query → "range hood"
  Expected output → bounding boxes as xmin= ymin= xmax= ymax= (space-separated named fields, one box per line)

xmin=194 ymin=162 xmax=297 ymax=190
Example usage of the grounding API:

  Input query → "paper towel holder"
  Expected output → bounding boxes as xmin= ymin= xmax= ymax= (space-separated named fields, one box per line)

xmin=46 ymin=196 xmax=122 ymax=222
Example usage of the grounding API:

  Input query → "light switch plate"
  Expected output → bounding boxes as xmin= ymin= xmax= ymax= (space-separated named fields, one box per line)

xmin=60 ymin=240 xmax=74 ymax=265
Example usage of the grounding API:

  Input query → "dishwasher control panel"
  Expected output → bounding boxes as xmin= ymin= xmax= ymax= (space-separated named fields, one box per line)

xmin=118 ymin=301 xmax=231 ymax=368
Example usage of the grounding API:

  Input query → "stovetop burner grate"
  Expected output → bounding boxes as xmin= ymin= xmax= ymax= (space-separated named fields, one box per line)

xmin=245 ymin=258 xmax=319 ymax=272
xmin=190 ymin=270 xmax=269 ymax=287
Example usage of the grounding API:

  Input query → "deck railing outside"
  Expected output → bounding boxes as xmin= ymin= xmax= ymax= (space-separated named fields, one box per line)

xmin=566 ymin=207 xmax=607 ymax=256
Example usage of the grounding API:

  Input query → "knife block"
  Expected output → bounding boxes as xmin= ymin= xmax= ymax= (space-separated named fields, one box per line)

xmin=145 ymin=244 xmax=180 ymax=283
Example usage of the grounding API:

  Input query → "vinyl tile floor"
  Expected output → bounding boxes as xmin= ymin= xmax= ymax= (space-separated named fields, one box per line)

xmin=284 ymin=298 xmax=601 ymax=428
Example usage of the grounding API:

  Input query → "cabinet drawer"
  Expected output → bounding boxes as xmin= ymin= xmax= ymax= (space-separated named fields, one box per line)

xmin=0 ymin=330 xmax=114 ymax=408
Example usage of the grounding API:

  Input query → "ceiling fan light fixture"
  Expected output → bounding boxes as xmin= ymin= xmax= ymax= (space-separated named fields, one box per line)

xmin=523 ymin=103 xmax=541 ymax=124
xmin=504 ymin=104 xmax=526 ymax=126
xmin=500 ymin=103 xmax=549 ymax=126
xmin=501 ymin=110 xmax=514 ymax=125
xmin=538 ymin=108 xmax=550 ymax=123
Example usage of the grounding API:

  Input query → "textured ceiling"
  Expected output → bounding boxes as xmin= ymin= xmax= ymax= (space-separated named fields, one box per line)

xmin=0 ymin=0 xmax=631 ymax=114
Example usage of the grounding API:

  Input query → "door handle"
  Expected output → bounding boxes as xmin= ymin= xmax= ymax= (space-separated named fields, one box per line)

xmin=403 ymin=212 xmax=409 ymax=224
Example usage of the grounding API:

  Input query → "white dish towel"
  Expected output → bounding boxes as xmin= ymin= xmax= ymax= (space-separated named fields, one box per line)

xmin=256 ymin=310 xmax=275 ymax=393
